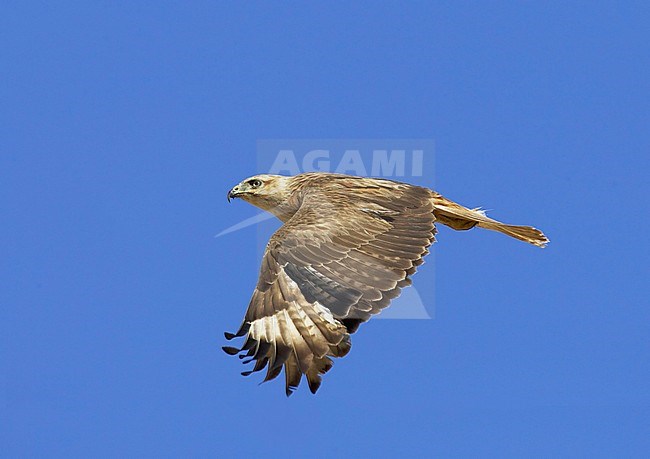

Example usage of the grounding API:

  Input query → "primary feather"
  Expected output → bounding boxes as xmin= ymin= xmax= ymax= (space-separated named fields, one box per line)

xmin=224 ymin=172 xmax=548 ymax=395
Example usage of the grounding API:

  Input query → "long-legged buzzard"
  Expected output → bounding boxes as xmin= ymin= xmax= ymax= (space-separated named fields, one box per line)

xmin=223 ymin=173 xmax=548 ymax=395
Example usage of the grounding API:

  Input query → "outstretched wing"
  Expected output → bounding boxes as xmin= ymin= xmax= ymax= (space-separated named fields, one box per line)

xmin=223 ymin=180 xmax=436 ymax=395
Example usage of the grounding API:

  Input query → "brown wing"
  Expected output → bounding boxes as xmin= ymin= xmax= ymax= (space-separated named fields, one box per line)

xmin=223 ymin=179 xmax=436 ymax=395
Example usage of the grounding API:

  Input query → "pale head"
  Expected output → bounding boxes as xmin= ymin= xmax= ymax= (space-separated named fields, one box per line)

xmin=227 ymin=174 xmax=294 ymax=217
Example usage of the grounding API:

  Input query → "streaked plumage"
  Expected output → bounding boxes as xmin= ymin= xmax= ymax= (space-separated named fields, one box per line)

xmin=224 ymin=172 xmax=548 ymax=395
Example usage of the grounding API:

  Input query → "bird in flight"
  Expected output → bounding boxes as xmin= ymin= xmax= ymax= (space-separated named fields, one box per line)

xmin=223 ymin=172 xmax=548 ymax=395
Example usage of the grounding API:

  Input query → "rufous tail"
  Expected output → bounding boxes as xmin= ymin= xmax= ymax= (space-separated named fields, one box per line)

xmin=432 ymin=194 xmax=549 ymax=248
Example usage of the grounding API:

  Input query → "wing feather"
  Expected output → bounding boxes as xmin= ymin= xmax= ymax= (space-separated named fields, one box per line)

xmin=224 ymin=175 xmax=436 ymax=395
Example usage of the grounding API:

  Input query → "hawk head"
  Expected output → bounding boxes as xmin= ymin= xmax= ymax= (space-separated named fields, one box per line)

xmin=228 ymin=174 xmax=294 ymax=216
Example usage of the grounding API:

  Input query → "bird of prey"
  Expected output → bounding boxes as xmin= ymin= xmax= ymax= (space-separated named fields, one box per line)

xmin=223 ymin=172 xmax=548 ymax=395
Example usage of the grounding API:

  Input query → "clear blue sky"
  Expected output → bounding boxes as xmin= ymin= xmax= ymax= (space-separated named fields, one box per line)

xmin=2 ymin=2 xmax=649 ymax=457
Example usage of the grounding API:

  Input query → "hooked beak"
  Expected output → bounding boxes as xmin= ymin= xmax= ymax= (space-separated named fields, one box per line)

xmin=227 ymin=185 xmax=241 ymax=202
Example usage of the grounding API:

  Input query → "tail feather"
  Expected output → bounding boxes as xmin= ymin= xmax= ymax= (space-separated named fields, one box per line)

xmin=432 ymin=194 xmax=549 ymax=248
xmin=478 ymin=221 xmax=549 ymax=248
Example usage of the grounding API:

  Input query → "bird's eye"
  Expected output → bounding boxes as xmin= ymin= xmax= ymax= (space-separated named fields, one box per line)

xmin=249 ymin=179 xmax=262 ymax=188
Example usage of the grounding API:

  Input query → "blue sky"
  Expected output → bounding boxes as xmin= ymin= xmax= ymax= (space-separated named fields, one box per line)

xmin=2 ymin=2 xmax=649 ymax=457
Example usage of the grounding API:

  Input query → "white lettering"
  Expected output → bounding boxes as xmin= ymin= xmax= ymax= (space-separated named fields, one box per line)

xmin=302 ymin=150 xmax=330 ymax=172
xmin=371 ymin=150 xmax=405 ymax=176
xmin=269 ymin=150 xmax=300 ymax=175
xmin=335 ymin=150 xmax=367 ymax=176
xmin=411 ymin=149 xmax=423 ymax=176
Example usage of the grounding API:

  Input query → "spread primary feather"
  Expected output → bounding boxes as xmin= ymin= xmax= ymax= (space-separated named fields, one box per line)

xmin=223 ymin=172 xmax=548 ymax=395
